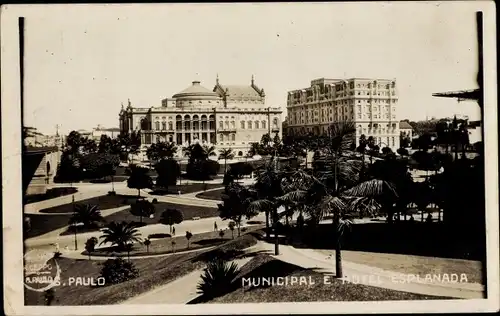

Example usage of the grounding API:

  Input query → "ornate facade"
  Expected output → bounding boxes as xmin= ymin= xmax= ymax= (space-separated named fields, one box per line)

xmin=119 ymin=76 xmax=282 ymax=157
xmin=286 ymin=78 xmax=400 ymax=149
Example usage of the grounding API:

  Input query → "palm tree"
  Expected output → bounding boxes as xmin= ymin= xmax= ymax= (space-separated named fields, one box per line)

xmin=99 ymin=221 xmax=142 ymax=251
xmin=197 ymin=258 xmax=240 ymax=299
xmin=218 ymin=148 xmax=235 ymax=174
xmin=69 ymin=204 xmax=104 ymax=228
xmin=279 ymin=122 xmax=397 ymax=278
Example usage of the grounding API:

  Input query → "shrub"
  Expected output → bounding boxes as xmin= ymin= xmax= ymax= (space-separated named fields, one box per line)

xmin=107 ymin=191 xmax=116 ymax=196
xmin=99 ymin=258 xmax=139 ymax=284
xmin=196 ymin=258 xmax=240 ymax=299
xmin=186 ymin=160 xmax=220 ymax=180
xmin=152 ymin=198 xmax=158 ymax=204
xmin=53 ymin=251 xmax=62 ymax=259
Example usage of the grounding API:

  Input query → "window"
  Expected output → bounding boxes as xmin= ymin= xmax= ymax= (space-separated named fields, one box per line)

xmin=231 ymin=134 xmax=235 ymax=141
xmin=225 ymin=121 xmax=229 ymax=128
xmin=219 ymin=121 xmax=224 ymax=129
xmin=220 ymin=134 xmax=225 ymax=142
xmin=241 ymin=121 xmax=245 ymax=129
xmin=255 ymin=121 xmax=259 ymax=129
xmin=262 ymin=120 xmax=266 ymax=129
xmin=231 ymin=121 xmax=235 ymax=128
xmin=155 ymin=121 xmax=160 ymax=130
xmin=162 ymin=122 xmax=166 ymax=130
xmin=168 ymin=122 xmax=173 ymax=130
xmin=248 ymin=121 xmax=252 ymax=129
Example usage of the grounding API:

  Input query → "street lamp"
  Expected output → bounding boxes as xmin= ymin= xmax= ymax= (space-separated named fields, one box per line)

xmin=72 ymin=194 xmax=77 ymax=250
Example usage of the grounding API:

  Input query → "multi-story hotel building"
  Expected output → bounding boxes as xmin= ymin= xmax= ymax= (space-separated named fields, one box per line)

xmin=286 ymin=78 xmax=400 ymax=149
xmin=119 ymin=76 xmax=282 ymax=157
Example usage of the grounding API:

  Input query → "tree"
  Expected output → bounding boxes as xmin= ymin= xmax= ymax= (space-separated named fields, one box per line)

xmin=227 ymin=162 xmax=253 ymax=182
xmin=147 ymin=141 xmax=177 ymax=163
xmin=397 ymin=147 xmax=409 ymax=156
xmin=80 ymin=153 xmax=120 ymax=191
xmin=218 ymin=182 xmax=259 ymax=237
xmin=66 ymin=131 xmax=84 ymax=154
xmin=185 ymin=231 xmax=193 ymax=249
xmin=100 ymin=258 xmax=139 ymax=284
xmin=69 ymin=204 xmax=104 ymax=229
xmin=98 ymin=135 xmax=114 ymax=153
xmin=218 ymin=148 xmax=235 ymax=174
xmin=154 ymin=159 xmax=181 ymax=192
xmin=185 ymin=143 xmax=219 ymax=180
xmin=381 ymin=147 xmax=393 ymax=156
xmin=127 ymin=165 xmax=153 ymax=198
xmin=143 ymin=238 xmax=151 ymax=253
xmin=99 ymin=221 xmax=142 ymax=251
xmin=196 ymin=258 xmax=240 ymax=299
xmin=54 ymin=150 xmax=83 ymax=184
xmin=228 ymin=221 xmax=236 ymax=239
xmin=218 ymin=229 xmax=225 ymax=239
xmin=160 ymin=209 xmax=184 ymax=233
xmin=280 ymin=121 xmax=397 ymax=278
xmin=130 ymin=199 xmax=155 ymax=224
xmin=84 ymin=237 xmax=98 ymax=259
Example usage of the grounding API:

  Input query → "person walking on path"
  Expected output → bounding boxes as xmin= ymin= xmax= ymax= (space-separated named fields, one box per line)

xmin=214 ymin=221 xmax=218 ymax=231
xmin=172 ymin=226 xmax=176 ymax=236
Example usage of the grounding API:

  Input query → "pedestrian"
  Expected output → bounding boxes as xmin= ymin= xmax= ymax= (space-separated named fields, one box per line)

xmin=426 ymin=213 xmax=433 ymax=223
xmin=172 ymin=226 xmax=176 ymax=236
xmin=214 ymin=221 xmax=218 ymax=231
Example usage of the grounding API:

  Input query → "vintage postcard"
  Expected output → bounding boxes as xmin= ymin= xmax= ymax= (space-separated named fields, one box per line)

xmin=1 ymin=2 xmax=499 ymax=315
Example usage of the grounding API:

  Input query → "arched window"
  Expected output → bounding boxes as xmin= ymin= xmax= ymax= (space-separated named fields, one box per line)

xmin=248 ymin=121 xmax=252 ymax=129
xmin=225 ymin=121 xmax=229 ymax=128
xmin=168 ymin=122 xmax=173 ymax=130
xmin=238 ymin=151 xmax=243 ymax=156
xmin=176 ymin=115 xmax=182 ymax=131
xmin=184 ymin=120 xmax=191 ymax=130
xmin=209 ymin=115 xmax=215 ymax=130
xmin=201 ymin=115 xmax=208 ymax=130
xmin=193 ymin=115 xmax=200 ymax=130
xmin=241 ymin=121 xmax=245 ymax=129
xmin=220 ymin=134 xmax=225 ymax=142
xmin=255 ymin=121 xmax=259 ymax=129
xmin=219 ymin=121 xmax=224 ymax=129
xmin=155 ymin=121 xmax=160 ymax=130
xmin=273 ymin=118 xmax=278 ymax=128
xmin=231 ymin=121 xmax=235 ymax=128
xmin=162 ymin=122 xmax=166 ymax=130
xmin=262 ymin=120 xmax=266 ymax=129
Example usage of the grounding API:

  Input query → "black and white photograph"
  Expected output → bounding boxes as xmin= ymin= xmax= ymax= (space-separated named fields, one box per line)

xmin=1 ymin=2 xmax=498 ymax=315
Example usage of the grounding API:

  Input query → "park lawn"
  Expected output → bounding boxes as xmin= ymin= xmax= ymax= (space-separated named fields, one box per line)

xmin=150 ymin=183 xmax=223 ymax=195
xmin=39 ymin=194 xmax=138 ymax=214
xmin=207 ymin=255 xmax=451 ymax=304
xmin=24 ymin=213 xmax=72 ymax=239
xmin=315 ymin=249 xmax=484 ymax=284
xmin=58 ymin=201 xmax=219 ymax=236
xmin=24 ymin=187 xmax=78 ymax=204
xmin=195 ymin=188 xmax=225 ymax=201
xmin=86 ymin=225 xmax=265 ymax=257
xmin=24 ymin=232 xmax=260 ymax=305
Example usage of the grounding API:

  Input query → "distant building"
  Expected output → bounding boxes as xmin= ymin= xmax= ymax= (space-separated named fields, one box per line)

xmin=286 ymin=78 xmax=400 ymax=149
xmin=399 ymin=121 xmax=413 ymax=140
xmin=118 ymin=76 xmax=283 ymax=158
xmin=23 ymin=146 xmax=61 ymax=195
xmin=92 ymin=125 xmax=120 ymax=142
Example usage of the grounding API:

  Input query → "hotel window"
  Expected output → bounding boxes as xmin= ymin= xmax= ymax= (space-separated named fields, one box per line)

xmin=225 ymin=121 xmax=229 ymax=129
xmin=155 ymin=122 xmax=160 ymax=130
xmin=168 ymin=122 xmax=173 ymax=130
xmin=241 ymin=121 xmax=245 ymax=129
xmin=162 ymin=122 xmax=166 ymax=130
xmin=248 ymin=121 xmax=252 ymax=129
xmin=219 ymin=122 xmax=224 ymax=129
xmin=255 ymin=121 xmax=259 ymax=129
xmin=231 ymin=134 xmax=235 ymax=141
xmin=231 ymin=121 xmax=235 ymax=128
xmin=262 ymin=121 xmax=266 ymax=129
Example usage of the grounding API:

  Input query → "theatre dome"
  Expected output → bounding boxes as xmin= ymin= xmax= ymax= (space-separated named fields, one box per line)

xmin=172 ymin=81 xmax=220 ymax=101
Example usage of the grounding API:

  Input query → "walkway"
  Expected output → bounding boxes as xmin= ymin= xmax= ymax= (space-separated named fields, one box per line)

xmin=123 ymin=257 xmax=253 ymax=304
xmin=252 ymin=241 xmax=485 ymax=299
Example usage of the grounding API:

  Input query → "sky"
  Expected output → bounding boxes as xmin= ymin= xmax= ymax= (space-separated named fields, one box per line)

xmin=21 ymin=2 xmax=484 ymax=135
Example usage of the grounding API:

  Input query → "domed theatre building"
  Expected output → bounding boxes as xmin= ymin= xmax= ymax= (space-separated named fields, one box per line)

xmin=119 ymin=76 xmax=282 ymax=158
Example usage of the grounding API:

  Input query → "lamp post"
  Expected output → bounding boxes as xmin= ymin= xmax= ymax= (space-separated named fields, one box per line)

xmin=72 ymin=194 xmax=77 ymax=250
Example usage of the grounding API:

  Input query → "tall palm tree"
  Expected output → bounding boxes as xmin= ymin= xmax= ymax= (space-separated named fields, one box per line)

xmin=280 ymin=122 xmax=397 ymax=278
xmin=69 ymin=204 xmax=104 ymax=228
xmin=218 ymin=148 xmax=235 ymax=174
xmin=99 ymin=221 xmax=143 ymax=251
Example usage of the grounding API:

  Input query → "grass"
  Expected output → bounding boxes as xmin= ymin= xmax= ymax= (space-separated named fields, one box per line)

xmin=24 ymin=213 xmax=72 ymax=239
xmin=39 ymin=194 xmax=139 ymax=214
xmin=24 ymin=231 xmax=260 ymax=305
xmin=195 ymin=188 xmax=225 ymax=201
xmin=85 ymin=225 xmax=264 ymax=258
xmin=24 ymin=187 xmax=78 ymax=204
xmin=150 ymin=183 xmax=223 ymax=195
xmin=315 ymin=249 xmax=483 ymax=284
xmin=206 ymin=255 xmax=451 ymax=303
